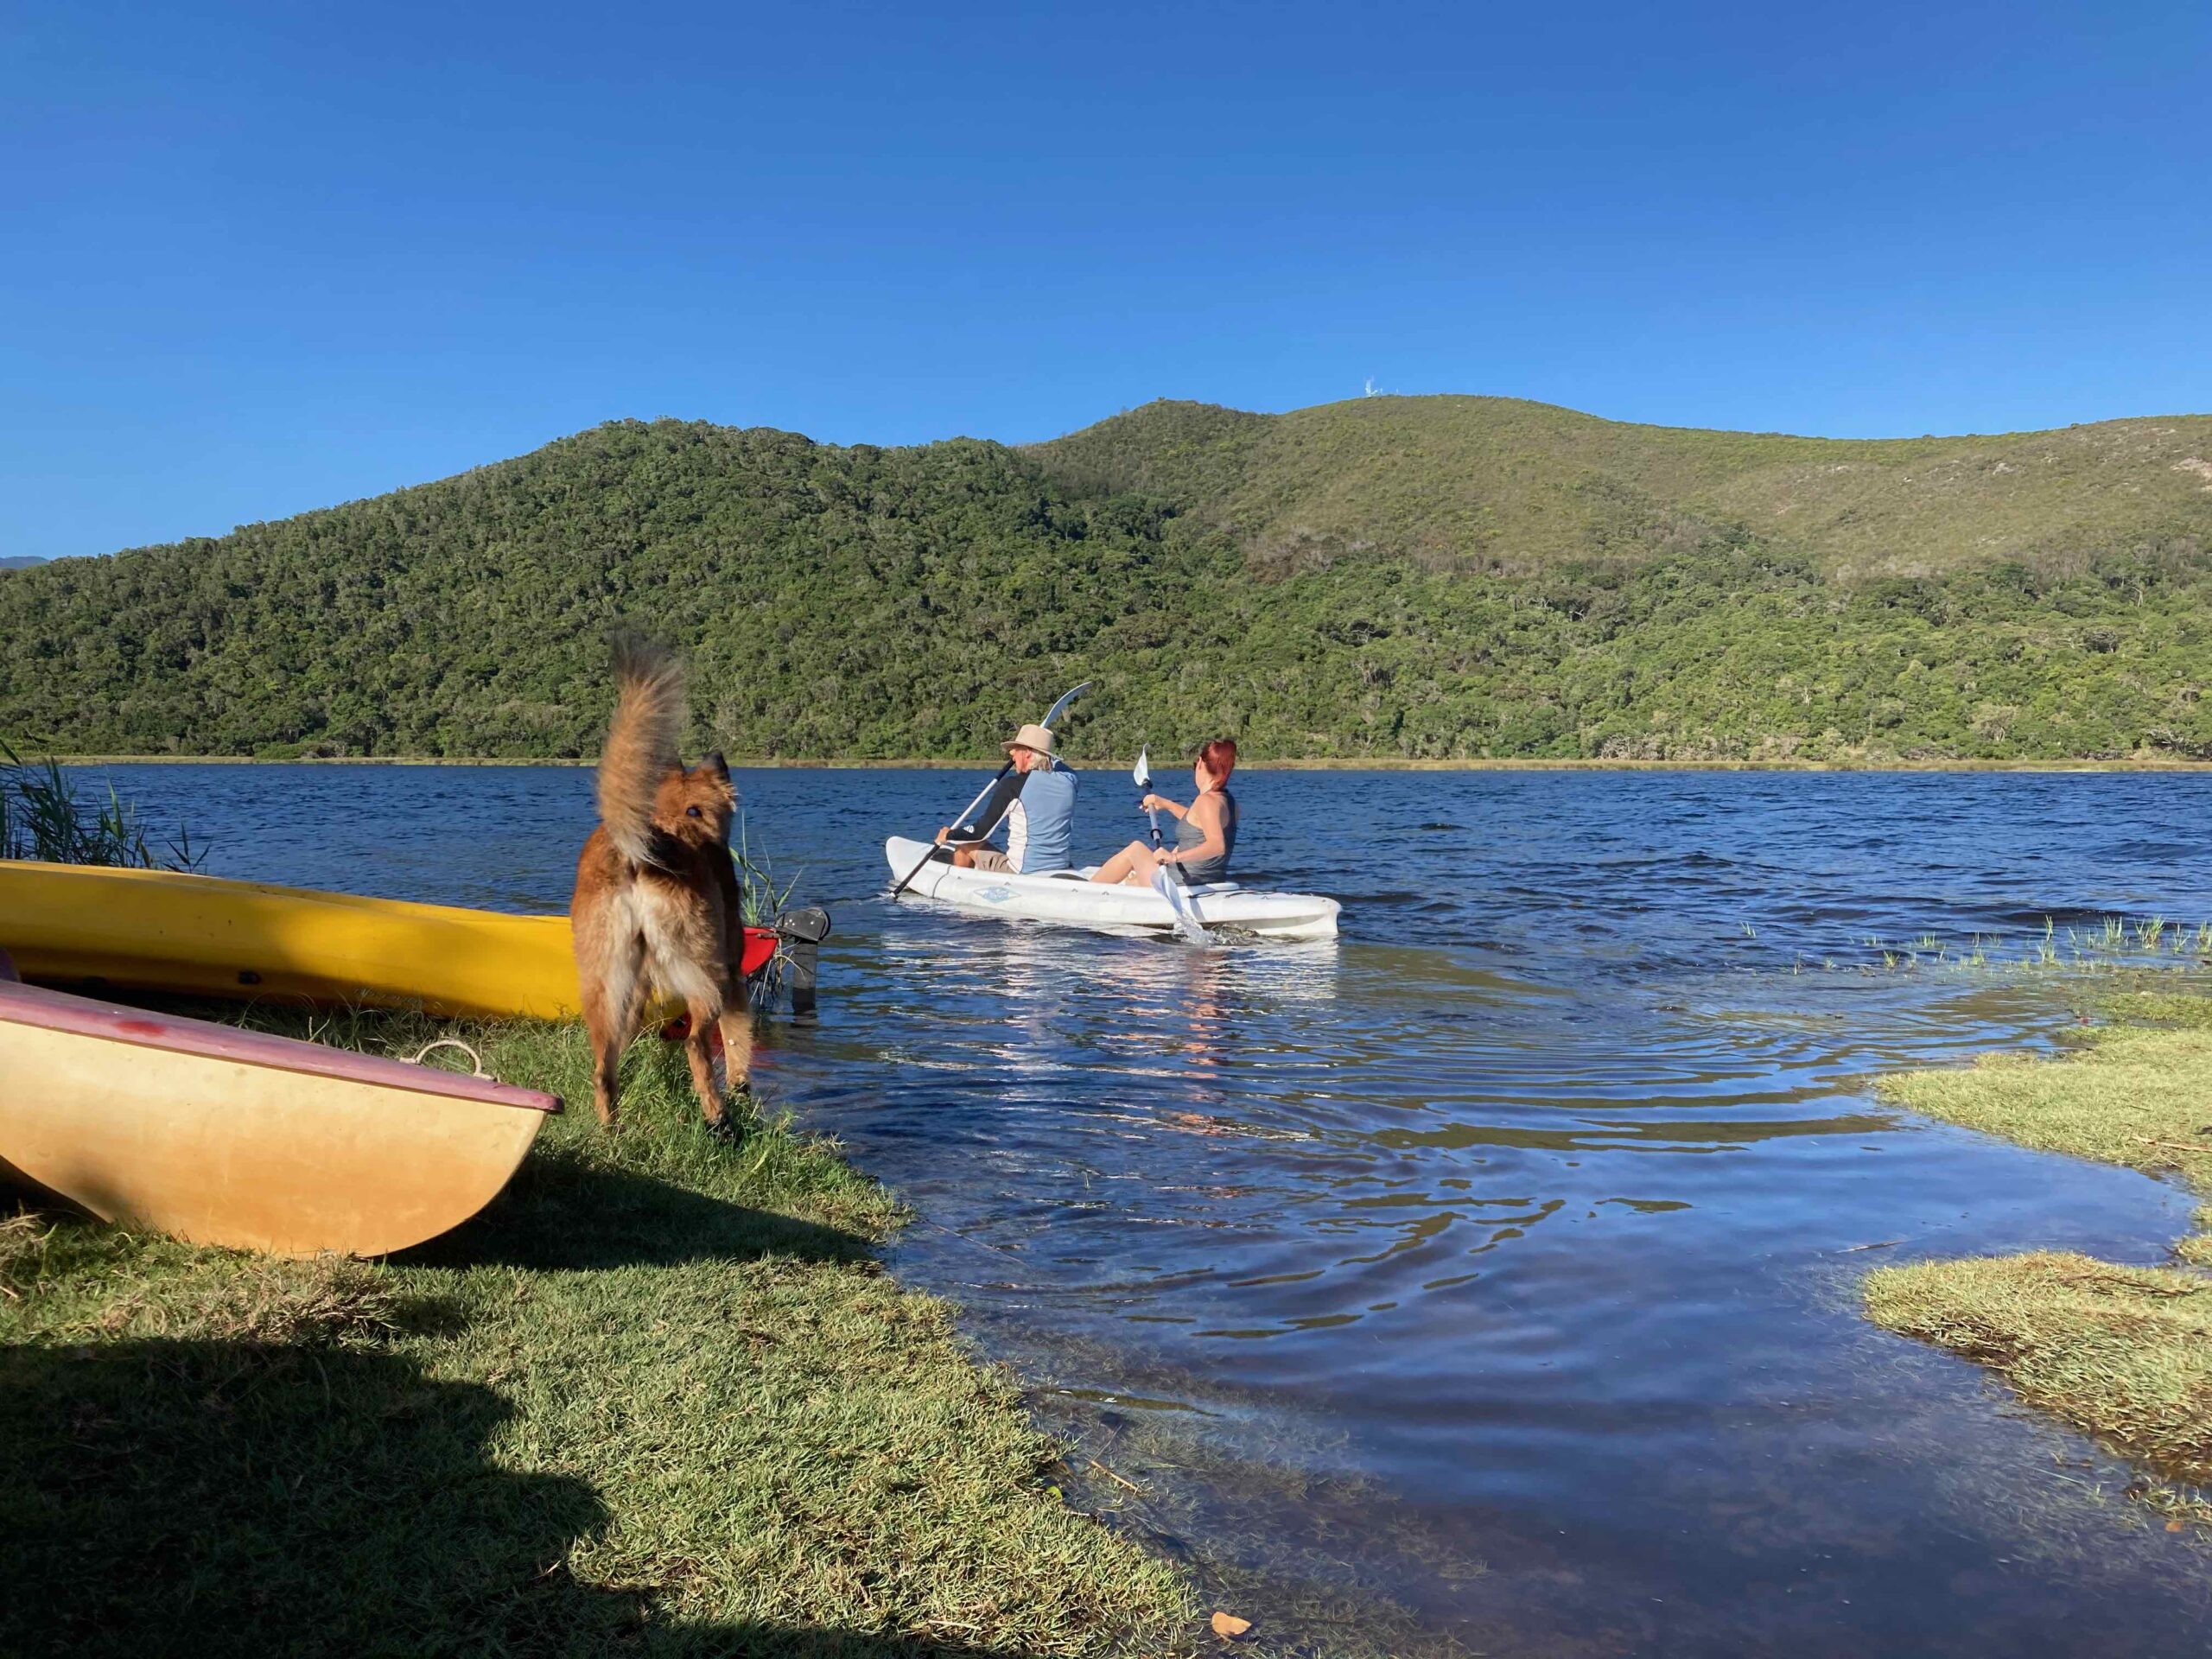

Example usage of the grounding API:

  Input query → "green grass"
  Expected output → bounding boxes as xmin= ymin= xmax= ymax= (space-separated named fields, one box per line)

xmin=2088 ymin=988 xmax=2212 ymax=1031
xmin=1866 ymin=986 xmax=2212 ymax=1530
xmin=1032 ymin=394 xmax=2212 ymax=579
xmin=1865 ymin=1253 xmax=2212 ymax=1503
xmin=0 ymin=1007 xmax=1197 ymax=1658
xmin=1879 ymin=1022 xmax=2212 ymax=1193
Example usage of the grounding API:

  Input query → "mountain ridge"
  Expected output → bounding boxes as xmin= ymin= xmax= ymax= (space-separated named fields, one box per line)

xmin=1028 ymin=395 xmax=2212 ymax=579
xmin=3 ymin=397 xmax=2209 ymax=763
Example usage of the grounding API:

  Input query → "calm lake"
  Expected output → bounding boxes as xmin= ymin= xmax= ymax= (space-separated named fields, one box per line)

xmin=75 ymin=763 xmax=2212 ymax=1656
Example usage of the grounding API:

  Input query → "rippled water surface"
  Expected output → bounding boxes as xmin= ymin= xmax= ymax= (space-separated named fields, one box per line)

xmin=77 ymin=764 xmax=2212 ymax=1655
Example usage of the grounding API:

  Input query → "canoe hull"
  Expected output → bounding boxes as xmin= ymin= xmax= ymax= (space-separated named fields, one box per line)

xmin=0 ymin=860 xmax=778 ymax=1021
xmin=0 ymin=979 xmax=556 ymax=1256
xmin=884 ymin=837 xmax=1339 ymax=939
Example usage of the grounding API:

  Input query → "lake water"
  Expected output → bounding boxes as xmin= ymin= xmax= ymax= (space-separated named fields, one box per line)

xmin=68 ymin=763 xmax=2212 ymax=1656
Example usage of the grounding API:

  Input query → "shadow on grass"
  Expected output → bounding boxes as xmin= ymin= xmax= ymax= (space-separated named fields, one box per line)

xmin=0 ymin=1337 xmax=1044 ymax=1659
xmin=0 ymin=1335 xmax=618 ymax=1656
xmin=399 ymin=1148 xmax=876 ymax=1273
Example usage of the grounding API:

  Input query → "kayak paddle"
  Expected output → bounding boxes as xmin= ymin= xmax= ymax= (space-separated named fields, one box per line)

xmin=1151 ymin=862 xmax=1211 ymax=944
xmin=1134 ymin=747 xmax=1161 ymax=848
xmin=1135 ymin=745 xmax=1209 ymax=942
xmin=888 ymin=680 xmax=1090 ymax=898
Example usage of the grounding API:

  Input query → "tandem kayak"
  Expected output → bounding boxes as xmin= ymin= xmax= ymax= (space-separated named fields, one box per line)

xmin=0 ymin=860 xmax=803 ymax=1021
xmin=0 ymin=975 xmax=557 ymax=1255
xmin=884 ymin=836 xmax=1340 ymax=939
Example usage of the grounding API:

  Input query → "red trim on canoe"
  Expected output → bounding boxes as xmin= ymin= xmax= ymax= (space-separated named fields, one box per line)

xmin=0 ymin=979 xmax=561 ymax=1115
xmin=741 ymin=925 xmax=778 ymax=978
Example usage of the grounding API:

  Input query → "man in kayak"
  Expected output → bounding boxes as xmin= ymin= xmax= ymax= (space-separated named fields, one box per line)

xmin=935 ymin=722 xmax=1079 ymax=874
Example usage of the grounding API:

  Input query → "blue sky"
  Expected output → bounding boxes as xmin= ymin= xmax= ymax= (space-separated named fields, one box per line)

xmin=3 ymin=0 xmax=2207 ymax=560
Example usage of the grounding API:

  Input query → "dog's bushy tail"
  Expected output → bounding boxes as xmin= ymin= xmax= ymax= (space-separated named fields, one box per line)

xmin=596 ymin=635 xmax=685 ymax=868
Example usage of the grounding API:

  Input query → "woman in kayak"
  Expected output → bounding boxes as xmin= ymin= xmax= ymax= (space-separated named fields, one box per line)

xmin=1090 ymin=739 xmax=1238 ymax=887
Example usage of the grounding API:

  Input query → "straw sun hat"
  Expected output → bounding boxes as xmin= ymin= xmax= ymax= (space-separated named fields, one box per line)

xmin=1001 ymin=722 xmax=1057 ymax=755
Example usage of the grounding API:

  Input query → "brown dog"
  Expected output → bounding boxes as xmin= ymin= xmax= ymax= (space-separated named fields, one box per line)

xmin=570 ymin=639 xmax=753 ymax=1135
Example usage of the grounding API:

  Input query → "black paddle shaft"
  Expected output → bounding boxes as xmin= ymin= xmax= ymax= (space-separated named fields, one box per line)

xmin=888 ymin=760 xmax=1009 ymax=898
xmin=1135 ymin=756 xmax=1161 ymax=849
xmin=889 ymin=765 xmax=1013 ymax=898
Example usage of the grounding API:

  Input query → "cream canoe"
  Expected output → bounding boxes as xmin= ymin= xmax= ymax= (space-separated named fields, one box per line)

xmin=0 ymin=976 xmax=559 ymax=1255
xmin=884 ymin=836 xmax=1341 ymax=939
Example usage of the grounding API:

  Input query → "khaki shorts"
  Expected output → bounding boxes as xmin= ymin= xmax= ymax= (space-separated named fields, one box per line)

xmin=962 ymin=847 xmax=1012 ymax=873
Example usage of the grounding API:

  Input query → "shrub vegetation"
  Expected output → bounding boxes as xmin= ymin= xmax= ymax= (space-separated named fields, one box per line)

xmin=3 ymin=397 xmax=2209 ymax=762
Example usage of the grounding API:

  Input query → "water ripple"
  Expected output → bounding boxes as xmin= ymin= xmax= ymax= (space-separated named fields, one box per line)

xmin=79 ymin=761 xmax=2212 ymax=1656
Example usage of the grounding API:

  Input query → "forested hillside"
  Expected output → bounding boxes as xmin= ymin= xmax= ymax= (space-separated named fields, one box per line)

xmin=4 ymin=398 xmax=2210 ymax=762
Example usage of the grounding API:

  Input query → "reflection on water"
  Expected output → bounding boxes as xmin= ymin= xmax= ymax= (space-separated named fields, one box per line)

xmin=75 ymin=763 xmax=2212 ymax=1655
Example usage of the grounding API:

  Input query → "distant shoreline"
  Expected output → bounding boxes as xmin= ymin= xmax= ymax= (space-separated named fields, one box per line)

xmin=51 ymin=753 xmax=2212 ymax=773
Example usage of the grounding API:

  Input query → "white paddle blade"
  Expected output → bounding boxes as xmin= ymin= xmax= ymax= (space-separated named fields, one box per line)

xmin=1150 ymin=867 xmax=1212 ymax=944
xmin=1133 ymin=747 xmax=1150 ymax=790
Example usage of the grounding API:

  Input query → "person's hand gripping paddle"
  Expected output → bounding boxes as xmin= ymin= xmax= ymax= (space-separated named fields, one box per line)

xmin=889 ymin=681 xmax=1090 ymax=899
xmin=1134 ymin=747 xmax=1161 ymax=848
xmin=1136 ymin=745 xmax=1209 ymax=942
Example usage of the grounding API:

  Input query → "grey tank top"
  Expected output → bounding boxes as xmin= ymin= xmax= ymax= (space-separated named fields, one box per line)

xmin=1173 ymin=787 xmax=1236 ymax=883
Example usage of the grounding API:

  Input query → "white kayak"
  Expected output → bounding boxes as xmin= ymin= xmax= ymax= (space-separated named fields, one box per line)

xmin=884 ymin=837 xmax=1339 ymax=939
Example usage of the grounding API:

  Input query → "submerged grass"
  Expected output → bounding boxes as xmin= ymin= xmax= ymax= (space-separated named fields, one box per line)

xmin=1866 ymin=983 xmax=2212 ymax=1532
xmin=1864 ymin=1254 xmax=2212 ymax=1496
xmin=0 ymin=1008 xmax=1197 ymax=1658
xmin=1879 ymin=1023 xmax=2212 ymax=1190
xmin=1798 ymin=911 xmax=2212 ymax=978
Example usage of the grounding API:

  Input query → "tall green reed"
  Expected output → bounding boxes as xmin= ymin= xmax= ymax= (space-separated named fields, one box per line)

xmin=0 ymin=741 xmax=204 ymax=870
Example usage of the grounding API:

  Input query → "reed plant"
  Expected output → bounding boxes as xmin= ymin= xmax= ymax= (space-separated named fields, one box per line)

xmin=0 ymin=740 xmax=202 ymax=869
xmin=730 ymin=810 xmax=800 ymax=925
xmin=728 ymin=812 xmax=817 ymax=1011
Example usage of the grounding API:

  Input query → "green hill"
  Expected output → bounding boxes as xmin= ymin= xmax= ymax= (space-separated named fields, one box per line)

xmin=1031 ymin=396 xmax=2212 ymax=579
xmin=3 ymin=397 xmax=2210 ymax=763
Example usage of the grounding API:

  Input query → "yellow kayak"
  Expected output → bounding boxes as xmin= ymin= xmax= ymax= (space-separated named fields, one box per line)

xmin=0 ymin=859 xmax=592 ymax=1020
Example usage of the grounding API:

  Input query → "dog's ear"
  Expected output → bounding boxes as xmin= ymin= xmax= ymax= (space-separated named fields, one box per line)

xmin=705 ymin=751 xmax=728 ymax=779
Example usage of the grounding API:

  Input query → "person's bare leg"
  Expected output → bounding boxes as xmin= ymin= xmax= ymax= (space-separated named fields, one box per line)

xmin=1122 ymin=845 xmax=1163 ymax=886
xmin=1090 ymin=841 xmax=1142 ymax=884
xmin=1090 ymin=840 xmax=1162 ymax=886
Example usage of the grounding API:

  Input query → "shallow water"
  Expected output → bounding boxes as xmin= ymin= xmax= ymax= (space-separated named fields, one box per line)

xmin=70 ymin=764 xmax=2212 ymax=1654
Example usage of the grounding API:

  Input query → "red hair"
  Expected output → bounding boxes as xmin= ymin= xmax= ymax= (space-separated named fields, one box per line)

xmin=1197 ymin=738 xmax=1236 ymax=784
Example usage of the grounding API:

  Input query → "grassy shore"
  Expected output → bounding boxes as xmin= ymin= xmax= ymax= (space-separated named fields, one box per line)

xmin=1864 ymin=989 xmax=2212 ymax=1529
xmin=0 ymin=1007 xmax=1197 ymax=1657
